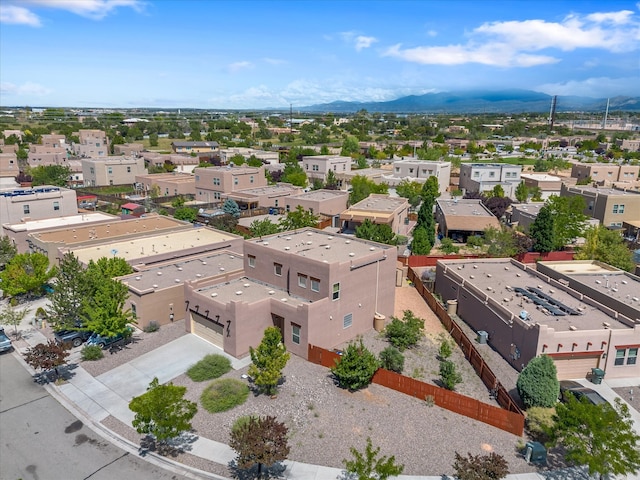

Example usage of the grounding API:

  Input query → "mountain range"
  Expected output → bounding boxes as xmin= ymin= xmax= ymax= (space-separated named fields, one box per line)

xmin=297 ymin=89 xmax=640 ymax=114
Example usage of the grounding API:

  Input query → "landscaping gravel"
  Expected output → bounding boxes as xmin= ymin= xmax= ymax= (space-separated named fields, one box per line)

xmin=613 ymin=385 xmax=640 ymax=412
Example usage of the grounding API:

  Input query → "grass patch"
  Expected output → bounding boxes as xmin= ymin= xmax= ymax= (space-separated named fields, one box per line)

xmin=187 ymin=354 xmax=232 ymax=382
xmin=201 ymin=379 xmax=249 ymax=413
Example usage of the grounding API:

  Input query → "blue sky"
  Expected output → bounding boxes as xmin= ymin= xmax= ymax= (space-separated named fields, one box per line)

xmin=1 ymin=0 xmax=639 ymax=109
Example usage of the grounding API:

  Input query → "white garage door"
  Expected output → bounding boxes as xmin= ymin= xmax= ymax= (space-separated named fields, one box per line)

xmin=191 ymin=313 xmax=224 ymax=348
xmin=553 ymin=355 xmax=600 ymax=380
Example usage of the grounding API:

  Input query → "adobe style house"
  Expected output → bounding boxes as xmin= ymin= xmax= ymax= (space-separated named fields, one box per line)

xmin=72 ymin=129 xmax=109 ymax=158
xmin=220 ymin=147 xmax=279 ymax=165
xmin=0 ymin=153 xmax=19 ymax=188
xmin=302 ymin=155 xmax=352 ymax=182
xmin=184 ymin=228 xmax=396 ymax=359
xmin=135 ymin=172 xmax=196 ymax=197
xmin=172 ymin=141 xmax=219 ymax=154
xmin=560 ymin=184 xmax=640 ymax=228
xmin=285 ymin=189 xmax=349 ymax=228
xmin=571 ymin=163 xmax=639 ymax=188
xmin=194 ymin=165 xmax=267 ymax=203
xmin=435 ymin=198 xmax=500 ymax=241
xmin=459 ymin=163 xmax=522 ymax=198
xmin=0 ymin=186 xmax=78 ymax=233
xmin=113 ymin=143 xmax=144 ymax=156
xmin=385 ymin=159 xmax=451 ymax=194
xmin=340 ymin=194 xmax=411 ymax=236
xmin=434 ymin=258 xmax=640 ymax=380
xmin=223 ymin=183 xmax=302 ymax=210
xmin=520 ymin=173 xmax=562 ymax=200
xmin=81 ymin=156 xmax=147 ymax=186
xmin=27 ymin=134 xmax=68 ymax=168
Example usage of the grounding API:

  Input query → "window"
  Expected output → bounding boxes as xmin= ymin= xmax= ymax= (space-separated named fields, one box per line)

xmin=234 ymin=177 xmax=239 ymax=185
xmin=305 ymin=164 xmax=309 ymax=170
xmin=131 ymin=303 xmax=137 ymax=319
xmin=489 ymin=172 xmax=495 ymax=178
xmin=312 ymin=165 xmax=319 ymax=171
xmin=343 ymin=313 xmax=353 ymax=329
xmin=196 ymin=175 xmax=200 ymax=181
xmin=311 ymin=277 xmax=320 ymax=292
xmin=250 ymin=175 xmax=254 ymax=184
xmin=613 ymin=204 xmax=625 ymax=214
xmin=333 ymin=165 xmax=337 ymax=171
xmin=342 ymin=164 xmax=346 ymax=170
xmin=409 ymin=168 xmax=414 ymax=174
xmin=213 ymin=178 xmax=220 ymax=185
xmin=23 ymin=205 xmax=30 ymax=214
xmin=615 ymin=347 xmax=638 ymax=366
xmin=473 ymin=172 xmax=479 ymax=177
xmin=127 ymin=166 xmax=131 ymax=173
xmin=108 ymin=167 xmax=113 ymax=174
xmin=90 ymin=167 xmax=95 ymax=174
xmin=274 ymin=263 xmax=282 ymax=276
xmin=248 ymin=255 xmax=255 ymax=268
xmin=298 ymin=274 xmax=307 ymax=288
xmin=95 ymin=142 xmax=100 ymax=147
xmin=53 ymin=201 xmax=60 ymax=211
xmin=396 ymin=167 xmax=400 ymax=173
xmin=332 ymin=282 xmax=340 ymax=300
xmin=292 ymin=324 xmax=300 ymax=344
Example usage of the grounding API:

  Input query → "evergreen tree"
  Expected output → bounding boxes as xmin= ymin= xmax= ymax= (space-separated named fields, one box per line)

xmin=515 ymin=181 xmax=529 ymax=203
xmin=529 ymin=205 xmax=555 ymax=253
xmin=47 ymin=253 xmax=90 ymax=330
xmin=223 ymin=198 xmax=241 ymax=218
xmin=248 ymin=327 xmax=290 ymax=395
xmin=0 ymin=235 xmax=17 ymax=268
xmin=278 ymin=206 xmax=319 ymax=231
xmin=516 ymin=355 xmax=559 ymax=409
xmin=331 ymin=339 xmax=379 ymax=390
xmin=410 ymin=225 xmax=432 ymax=255
xmin=575 ymin=225 xmax=634 ymax=271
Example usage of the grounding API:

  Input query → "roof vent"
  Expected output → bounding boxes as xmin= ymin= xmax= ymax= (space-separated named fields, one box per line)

xmin=236 ymin=291 xmax=242 ymax=295
xmin=349 ymin=252 xmax=355 ymax=257
xmin=345 ymin=240 xmax=351 ymax=244
xmin=621 ymin=280 xmax=628 ymax=285
xmin=469 ymin=275 xmax=475 ymax=279
xmin=328 ymin=236 xmax=334 ymax=240
xmin=473 ymin=265 xmax=478 ymax=269
xmin=263 ymin=241 xmax=269 ymax=245
xmin=175 ymin=279 xmax=180 ymax=283
xmin=202 ymin=261 xmax=207 ymax=265
xmin=286 ymin=237 xmax=292 ymax=240
xmin=135 ymin=276 xmax=141 ymax=281
xmin=325 ymin=245 xmax=331 ymax=249
xmin=268 ymin=290 xmax=275 ymax=295
xmin=196 ymin=273 xmax=202 ymax=278
xmin=220 ymin=267 xmax=225 ymax=271
xmin=504 ymin=266 xmax=509 ymax=271
xmin=516 ymin=273 xmax=521 ymax=277
xmin=152 ymin=284 xmax=158 ymax=288
xmin=157 ymin=271 xmax=162 ymax=276
xmin=177 ymin=267 xmax=183 ymax=271
xmin=244 ymin=283 xmax=250 ymax=288
xmin=307 ymin=241 xmax=312 ymax=245
xmin=284 ymin=246 xmax=290 ymax=250
xmin=487 ymin=286 xmax=492 ymax=291
xmin=603 ymin=322 xmax=611 ymax=328
xmin=281 ymin=298 xmax=288 ymax=302
xmin=569 ymin=326 xmax=577 ymax=331
xmin=307 ymin=232 xmax=313 ymax=236
xmin=211 ymin=292 xmax=218 ymax=297
xmin=487 ymin=274 xmax=492 ymax=278
xmin=369 ymin=247 xmax=375 ymax=251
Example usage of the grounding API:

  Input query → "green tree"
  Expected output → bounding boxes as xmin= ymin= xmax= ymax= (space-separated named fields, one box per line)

xmin=0 ymin=304 xmax=30 ymax=337
xmin=379 ymin=346 xmax=404 ymax=373
xmin=0 ymin=235 xmax=17 ymax=269
xmin=47 ymin=253 xmax=90 ymax=330
xmin=547 ymin=195 xmax=587 ymax=249
xmin=355 ymin=219 xmax=397 ymax=245
xmin=548 ymin=397 xmax=640 ymax=480
xmin=129 ymin=377 xmax=197 ymax=447
xmin=482 ymin=226 xmax=523 ymax=257
xmin=248 ymin=327 xmax=290 ymax=395
xmin=575 ymin=225 xmax=634 ymax=271
xmin=173 ymin=206 xmax=197 ymax=223
xmin=343 ymin=437 xmax=404 ymax=480
xmin=82 ymin=278 xmax=135 ymax=339
xmin=516 ymin=355 xmax=559 ymax=409
xmin=341 ymin=135 xmax=360 ymax=157
xmin=420 ymin=176 xmax=440 ymax=201
xmin=24 ymin=340 xmax=70 ymax=380
xmin=410 ymin=225 xmax=433 ymax=255
xmin=84 ymin=257 xmax=133 ymax=292
xmin=0 ymin=252 xmax=56 ymax=298
xmin=325 ymin=169 xmax=338 ymax=190
xmin=249 ymin=218 xmax=281 ymax=238
xmin=279 ymin=205 xmax=319 ymax=231
xmin=395 ymin=179 xmax=423 ymax=208
xmin=529 ymin=205 xmax=556 ymax=253
xmin=439 ymin=238 xmax=460 ymax=254
xmin=349 ymin=175 xmax=388 ymax=205
xmin=331 ymin=339 xmax=379 ymax=391
xmin=223 ymin=198 xmax=241 ymax=218
xmin=491 ymin=184 xmax=505 ymax=198
xmin=171 ymin=196 xmax=186 ymax=208
xmin=229 ymin=153 xmax=246 ymax=166
xmin=247 ymin=154 xmax=264 ymax=167
xmin=439 ymin=360 xmax=462 ymax=390
xmin=515 ymin=181 xmax=529 ymax=203
xmin=452 ymin=451 xmax=509 ymax=480
xmin=28 ymin=165 xmax=72 ymax=187
xmin=149 ymin=132 xmax=159 ymax=147
xmin=384 ymin=310 xmax=424 ymax=351
xmin=229 ymin=415 xmax=290 ymax=478
xmin=281 ymin=162 xmax=307 ymax=187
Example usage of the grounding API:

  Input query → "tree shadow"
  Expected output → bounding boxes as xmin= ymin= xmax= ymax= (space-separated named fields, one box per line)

xmin=33 ymin=363 xmax=78 ymax=384
xmin=227 ymin=459 xmax=286 ymax=480
xmin=138 ymin=431 xmax=197 ymax=458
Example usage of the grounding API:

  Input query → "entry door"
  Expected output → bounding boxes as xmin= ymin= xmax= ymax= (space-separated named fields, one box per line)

xmin=272 ymin=314 xmax=285 ymax=341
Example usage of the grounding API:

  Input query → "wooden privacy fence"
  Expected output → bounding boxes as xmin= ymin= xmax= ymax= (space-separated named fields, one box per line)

xmin=407 ymin=267 xmax=525 ymax=421
xmin=307 ymin=344 xmax=524 ymax=436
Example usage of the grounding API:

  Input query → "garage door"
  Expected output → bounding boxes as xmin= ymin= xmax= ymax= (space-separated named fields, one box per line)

xmin=191 ymin=313 xmax=224 ymax=348
xmin=553 ymin=355 xmax=600 ymax=380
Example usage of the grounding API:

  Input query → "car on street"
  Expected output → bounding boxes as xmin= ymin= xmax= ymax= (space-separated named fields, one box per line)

xmin=54 ymin=329 xmax=92 ymax=348
xmin=559 ymin=380 xmax=608 ymax=406
xmin=0 ymin=328 xmax=12 ymax=353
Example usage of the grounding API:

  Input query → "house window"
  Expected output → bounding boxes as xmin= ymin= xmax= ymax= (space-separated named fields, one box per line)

xmin=196 ymin=175 xmax=200 ymax=181
xmin=473 ymin=172 xmax=479 ymax=177
xmin=108 ymin=167 xmax=113 ymax=174
xmin=333 ymin=165 xmax=337 ymax=171
xmin=250 ymin=175 xmax=254 ymax=184
xmin=342 ymin=164 xmax=345 ymax=170
xmin=613 ymin=204 xmax=625 ymax=214
xmin=248 ymin=255 xmax=255 ymax=268
xmin=615 ymin=347 xmax=638 ymax=366
xmin=274 ymin=263 xmax=282 ymax=276
xmin=90 ymin=167 xmax=95 ymax=174
xmin=305 ymin=164 xmax=308 ymax=170
xmin=53 ymin=201 xmax=60 ymax=211
xmin=343 ymin=313 xmax=353 ymax=329
xmin=489 ymin=172 xmax=495 ymax=178
xmin=127 ymin=166 xmax=131 ymax=173
xmin=292 ymin=324 xmax=301 ymax=344
xmin=396 ymin=168 xmax=400 ymax=173
xmin=298 ymin=274 xmax=307 ymax=288
xmin=332 ymin=282 xmax=340 ymax=300
xmin=409 ymin=168 xmax=414 ymax=174
xmin=131 ymin=303 xmax=137 ymax=319
xmin=23 ymin=205 xmax=30 ymax=214
xmin=312 ymin=165 xmax=319 ymax=171
xmin=234 ymin=177 xmax=238 ymax=185
xmin=311 ymin=278 xmax=320 ymax=292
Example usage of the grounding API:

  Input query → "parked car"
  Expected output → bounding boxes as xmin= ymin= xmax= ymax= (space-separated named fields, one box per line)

xmin=559 ymin=380 xmax=608 ymax=406
xmin=0 ymin=327 xmax=13 ymax=353
xmin=54 ymin=329 xmax=92 ymax=348
xmin=86 ymin=328 xmax=132 ymax=350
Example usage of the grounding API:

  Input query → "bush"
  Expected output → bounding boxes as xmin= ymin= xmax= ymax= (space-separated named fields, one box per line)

xmin=384 ymin=310 xmax=424 ymax=351
xmin=466 ymin=235 xmax=484 ymax=249
xmin=331 ymin=339 xmax=379 ymax=391
xmin=439 ymin=360 xmax=462 ymax=391
xmin=231 ymin=415 xmax=259 ymax=435
xmin=525 ymin=406 xmax=556 ymax=443
xmin=440 ymin=238 xmax=460 ymax=254
xmin=187 ymin=354 xmax=232 ymax=382
xmin=81 ymin=345 xmax=104 ymax=361
xmin=379 ymin=346 xmax=404 ymax=373
xmin=143 ymin=321 xmax=160 ymax=333
xmin=516 ymin=355 xmax=559 ymax=409
xmin=453 ymin=451 xmax=509 ymax=480
xmin=438 ymin=334 xmax=453 ymax=360
xmin=201 ymin=378 xmax=249 ymax=413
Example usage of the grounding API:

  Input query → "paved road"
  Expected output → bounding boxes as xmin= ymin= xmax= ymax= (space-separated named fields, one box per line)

xmin=0 ymin=351 xmax=193 ymax=480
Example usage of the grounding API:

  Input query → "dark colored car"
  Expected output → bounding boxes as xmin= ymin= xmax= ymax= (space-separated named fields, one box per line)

xmin=54 ymin=329 xmax=92 ymax=348
xmin=87 ymin=328 xmax=133 ymax=350
xmin=559 ymin=380 xmax=608 ymax=406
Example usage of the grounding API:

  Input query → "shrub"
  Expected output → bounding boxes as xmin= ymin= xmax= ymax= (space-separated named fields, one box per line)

xmin=525 ymin=406 xmax=556 ymax=443
xmin=331 ymin=339 xmax=379 ymax=391
xmin=231 ymin=415 xmax=259 ymax=435
xmin=384 ymin=310 xmax=424 ymax=351
xmin=379 ymin=346 xmax=404 ymax=373
xmin=453 ymin=451 xmax=509 ymax=480
xmin=440 ymin=237 xmax=460 ymax=254
xmin=201 ymin=378 xmax=249 ymax=413
xmin=143 ymin=321 xmax=160 ymax=333
xmin=516 ymin=355 xmax=559 ymax=409
xmin=81 ymin=344 xmax=104 ymax=361
xmin=466 ymin=235 xmax=484 ymax=249
xmin=438 ymin=334 xmax=453 ymax=360
xmin=439 ymin=360 xmax=462 ymax=391
xmin=187 ymin=354 xmax=232 ymax=382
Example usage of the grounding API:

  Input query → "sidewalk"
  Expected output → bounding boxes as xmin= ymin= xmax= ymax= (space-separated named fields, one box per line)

xmin=14 ymin=326 xmax=633 ymax=480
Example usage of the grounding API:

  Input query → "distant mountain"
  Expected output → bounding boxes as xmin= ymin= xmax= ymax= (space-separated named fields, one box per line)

xmin=298 ymin=90 xmax=640 ymax=114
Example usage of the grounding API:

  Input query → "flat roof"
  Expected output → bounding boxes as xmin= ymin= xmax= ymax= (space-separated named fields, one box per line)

xmin=511 ymin=203 xmax=545 ymax=216
xmin=195 ymin=166 xmax=261 ymax=174
xmin=227 ymin=184 xmax=300 ymax=197
xmin=439 ymin=258 xmax=630 ymax=332
xmin=289 ymin=189 xmax=349 ymax=201
xmin=568 ymin=186 xmax=640 ymax=197
xmin=3 ymin=212 xmax=115 ymax=232
xmin=194 ymin=276 xmax=311 ymax=305
xmin=302 ymin=155 xmax=351 ymax=162
xmin=31 ymin=215 xmax=188 ymax=244
xmin=135 ymin=173 xmax=194 ymax=183
xmin=521 ymin=174 xmax=561 ymax=181
xmin=437 ymin=198 xmax=495 ymax=218
xmin=248 ymin=228 xmax=392 ymax=262
xmin=121 ymin=251 xmax=244 ymax=291
xmin=71 ymin=227 xmax=238 ymax=265
xmin=348 ymin=194 xmax=407 ymax=213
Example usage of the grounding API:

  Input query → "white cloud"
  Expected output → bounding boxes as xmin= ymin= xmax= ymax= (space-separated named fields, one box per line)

xmin=0 ymin=5 xmax=41 ymax=26
xmin=385 ymin=8 xmax=640 ymax=67
xmin=228 ymin=61 xmax=253 ymax=73
xmin=1 ymin=81 xmax=52 ymax=96
xmin=354 ymin=35 xmax=378 ymax=51
xmin=263 ymin=57 xmax=287 ymax=65
xmin=4 ymin=0 xmax=145 ymax=22
xmin=536 ymin=76 xmax=640 ymax=97
xmin=426 ymin=30 xmax=437 ymax=37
